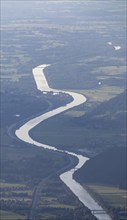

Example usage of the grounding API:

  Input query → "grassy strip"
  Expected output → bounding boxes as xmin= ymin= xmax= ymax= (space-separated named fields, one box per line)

xmin=0 ymin=210 xmax=26 ymax=220
xmin=85 ymin=184 xmax=127 ymax=208
xmin=70 ymin=85 xmax=124 ymax=103
xmin=84 ymin=184 xmax=127 ymax=220
xmin=0 ymin=182 xmax=26 ymax=188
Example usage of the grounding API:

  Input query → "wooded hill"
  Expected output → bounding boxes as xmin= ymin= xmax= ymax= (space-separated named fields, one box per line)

xmin=74 ymin=147 xmax=127 ymax=189
xmin=74 ymin=91 xmax=127 ymax=188
xmin=78 ymin=90 xmax=126 ymax=131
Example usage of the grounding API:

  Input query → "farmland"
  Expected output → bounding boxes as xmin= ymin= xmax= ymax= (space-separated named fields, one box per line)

xmin=85 ymin=184 xmax=127 ymax=219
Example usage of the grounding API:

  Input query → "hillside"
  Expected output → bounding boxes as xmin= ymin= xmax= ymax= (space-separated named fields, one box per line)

xmin=74 ymin=91 xmax=127 ymax=188
xmin=74 ymin=147 xmax=127 ymax=189
xmin=78 ymin=90 xmax=126 ymax=131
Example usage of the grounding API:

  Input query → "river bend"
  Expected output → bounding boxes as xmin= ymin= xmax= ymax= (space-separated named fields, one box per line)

xmin=15 ymin=64 xmax=111 ymax=220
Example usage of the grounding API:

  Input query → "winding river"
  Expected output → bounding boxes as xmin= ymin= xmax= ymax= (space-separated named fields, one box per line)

xmin=15 ymin=64 xmax=112 ymax=220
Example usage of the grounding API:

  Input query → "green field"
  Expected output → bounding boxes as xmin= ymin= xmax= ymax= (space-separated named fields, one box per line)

xmin=35 ymin=177 xmax=95 ymax=220
xmin=86 ymin=184 xmax=127 ymax=209
xmin=36 ymin=178 xmax=76 ymax=219
xmin=71 ymin=85 xmax=124 ymax=103
xmin=0 ymin=210 xmax=26 ymax=220
xmin=0 ymin=181 xmax=33 ymax=219
xmin=39 ymin=195 xmax=75 ymax=209
xmin=0 ymin=182 xmax=26 ymax=188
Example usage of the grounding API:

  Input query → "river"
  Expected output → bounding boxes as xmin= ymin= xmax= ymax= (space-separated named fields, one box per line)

xmin=15 ymin=64 xmax=112 ymax=220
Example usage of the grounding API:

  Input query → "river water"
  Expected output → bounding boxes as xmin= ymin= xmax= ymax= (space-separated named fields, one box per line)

xmin=15 ymin=64 xmax=112 ymax=220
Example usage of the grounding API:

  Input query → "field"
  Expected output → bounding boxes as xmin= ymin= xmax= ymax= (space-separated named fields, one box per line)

xmin=83 ymin=184 xmax=127 ymax=219
xmin=65 ymin=85 xmax=124 ymax=117
xmin=0 ymin=210 xmax=26 ymax=220
xmin=71 ymin=85 xmax=124 ymax=104
xmin=0 ymin=181 xmax=33 ymax=220
xmin=86 ymin=184 xmax=127 ymax=209
xmin=0 ymin=138 xmax=72 ymax=220
xmin=35 ymin=177 xmax=96 ymax=220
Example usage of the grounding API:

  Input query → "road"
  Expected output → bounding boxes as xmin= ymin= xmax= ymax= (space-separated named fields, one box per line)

xmin=28 ymin=153 xmax=78 ymax=220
